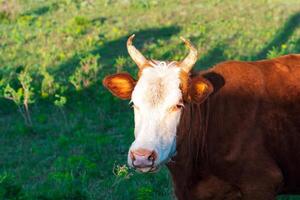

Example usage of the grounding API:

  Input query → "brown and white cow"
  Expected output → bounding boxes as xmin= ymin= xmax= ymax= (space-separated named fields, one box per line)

xmin=103 ymin=35 xmax=300 ymax=200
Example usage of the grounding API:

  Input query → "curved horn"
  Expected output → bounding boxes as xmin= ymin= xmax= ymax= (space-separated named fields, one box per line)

xmin=127 ymin=34 xmax=148 ymax=69
xmin=179 ymin=37 xmax=198 ymax=73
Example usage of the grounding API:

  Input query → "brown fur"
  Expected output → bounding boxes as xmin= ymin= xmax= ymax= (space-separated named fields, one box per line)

xmin=167 ymin=54 xmax=300 ymax=199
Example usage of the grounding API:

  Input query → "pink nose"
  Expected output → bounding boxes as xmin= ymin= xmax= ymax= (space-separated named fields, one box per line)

xmin=130 ymin=148 xmax=157 ymax=168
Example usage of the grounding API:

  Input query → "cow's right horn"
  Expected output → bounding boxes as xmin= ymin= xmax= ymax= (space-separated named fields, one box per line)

xmin=178 ymin=37 xmax=198 ymax=73
xmin=127 ymin=34 xmax=148 ymax=69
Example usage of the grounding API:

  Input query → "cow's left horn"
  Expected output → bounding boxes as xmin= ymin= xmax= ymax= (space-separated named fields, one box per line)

xmin=127 ymin=34 xmax=148 ymax=69
xmin=179 ymin=37 xmax=198 ymax=73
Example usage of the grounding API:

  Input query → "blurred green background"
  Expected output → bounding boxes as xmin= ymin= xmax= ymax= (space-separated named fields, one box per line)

xmin=0 ymin=0 xmax=299 ymax=199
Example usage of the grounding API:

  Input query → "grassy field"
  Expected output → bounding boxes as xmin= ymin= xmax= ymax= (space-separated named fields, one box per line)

xmin=0 ymin=0 xmax=299 ymax=199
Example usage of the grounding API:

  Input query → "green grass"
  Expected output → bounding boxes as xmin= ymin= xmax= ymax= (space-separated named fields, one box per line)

xmin=0 ymin=0 xmax=299 ymax=199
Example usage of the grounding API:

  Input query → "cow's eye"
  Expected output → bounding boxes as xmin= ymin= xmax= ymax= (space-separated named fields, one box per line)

xmin=170 ymin=103 xmax=184 ymax=112
xmin=176 ymin=103 xmax=184 ymax=109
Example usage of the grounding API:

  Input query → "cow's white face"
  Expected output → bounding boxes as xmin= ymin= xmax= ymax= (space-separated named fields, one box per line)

xmin=103 ymin=35 xmax=213 ymax=173
xmin=128 ymin=61 xmax=183 ymax=172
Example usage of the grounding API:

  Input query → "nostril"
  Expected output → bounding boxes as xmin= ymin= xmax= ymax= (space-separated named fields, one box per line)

xmin=148 ymin=155 xmax=154 ymax=161
xmin=147 ymin=151 xmax=156 ymax=161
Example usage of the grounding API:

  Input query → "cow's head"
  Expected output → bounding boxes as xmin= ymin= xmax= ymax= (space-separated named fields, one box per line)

xmin=103 ymin=35 xmax=213 ymax=172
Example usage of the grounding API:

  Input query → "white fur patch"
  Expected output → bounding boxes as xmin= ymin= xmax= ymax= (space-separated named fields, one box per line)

xmin=128 ymin=61 xmax=183 ymax=167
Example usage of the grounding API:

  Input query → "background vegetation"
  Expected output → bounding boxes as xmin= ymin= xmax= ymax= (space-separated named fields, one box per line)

xmin=0 ymin=0 xmax=299 ymax=199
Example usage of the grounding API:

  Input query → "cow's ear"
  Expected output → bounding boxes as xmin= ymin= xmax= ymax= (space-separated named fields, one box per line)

xmin=188 ymin=76 xmax=213 ymax=103
xmin=103 ymin=73 xmax=136 ymax=100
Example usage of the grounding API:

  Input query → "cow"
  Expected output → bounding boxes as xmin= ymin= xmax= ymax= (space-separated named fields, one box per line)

xmin=103 ymin=34 xmax=300 ymax=200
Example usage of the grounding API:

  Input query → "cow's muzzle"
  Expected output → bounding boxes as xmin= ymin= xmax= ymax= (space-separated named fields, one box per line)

xmin=130 ymin=148 xmax=157 ymax=172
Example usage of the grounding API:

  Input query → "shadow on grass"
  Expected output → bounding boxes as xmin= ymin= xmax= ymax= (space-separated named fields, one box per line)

xmin=195 ymin=42 xmax=228 ymax=70
xmin=22 ymin=2 xmax=60 ymax=17
xmin=54 ymin=26 xmax=181 ymax=78
xmin=23 ymin=5 xmax=50 ymax=16
xmin=254 ymin=12 xmax=300 ymax=59
xmin=195 ymin=11 xmax=300 ymax=70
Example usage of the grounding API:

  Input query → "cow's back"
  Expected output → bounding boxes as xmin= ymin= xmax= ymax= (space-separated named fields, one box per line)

xmin=205 ymin=54 xmax=300 ymax=193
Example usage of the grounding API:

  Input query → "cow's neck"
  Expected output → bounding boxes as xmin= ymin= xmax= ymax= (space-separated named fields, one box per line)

xmin=167 ymin=99 xmax=211 ymax=196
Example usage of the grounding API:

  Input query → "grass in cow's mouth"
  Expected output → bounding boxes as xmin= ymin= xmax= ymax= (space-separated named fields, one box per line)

xmin=0 ymin=0 xmax=299 ymax=199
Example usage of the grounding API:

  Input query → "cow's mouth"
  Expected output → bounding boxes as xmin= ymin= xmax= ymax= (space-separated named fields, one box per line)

xmin=134 ymin=166 xmax=159 ymax=173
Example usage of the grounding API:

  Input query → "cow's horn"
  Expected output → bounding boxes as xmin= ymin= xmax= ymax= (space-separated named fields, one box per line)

xmin=179 ymin=37 xmax=198 ymax=73
xmin=127 ymin=34 xmax=148 ymax=69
